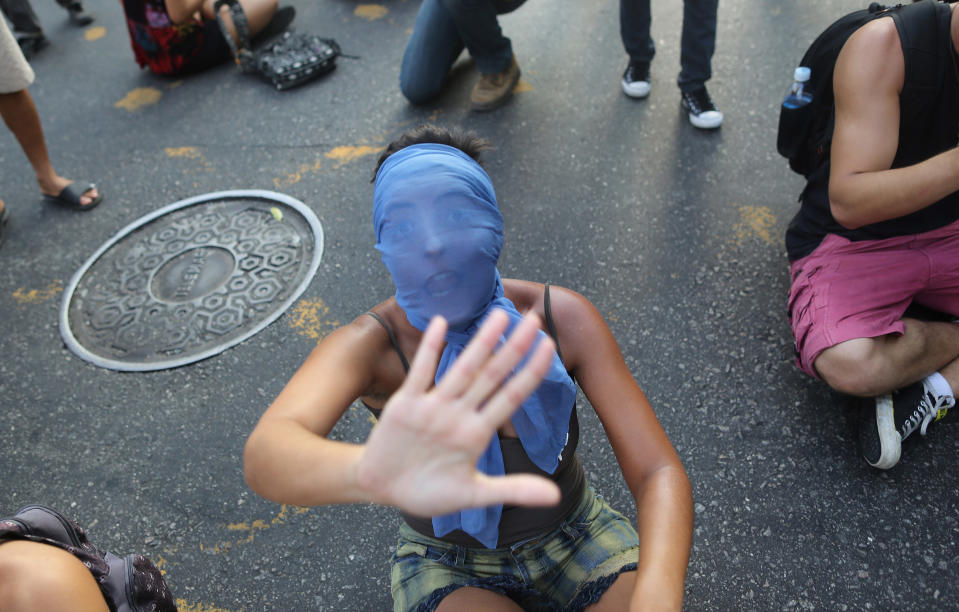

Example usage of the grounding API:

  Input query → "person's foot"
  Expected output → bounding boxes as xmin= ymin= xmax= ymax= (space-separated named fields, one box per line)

xmin=621 ymin=61 xmax=650 ymax=98
xmin=58 ymin=0 xmax=95 ymax=25
xmin=470 ymin=55 xmax=521 ymax=112
xmin=253 ymin=6 xmax=296 ymax=45
xmin=39 ymin=176 xmax=99 ymax=208
xmin=681 ymin=86 xmax=723 ymax=129
xmin=859 ymin=380 xmax=955 ymax=470
xmin=16 ymin=32 xmax=49 ymax=59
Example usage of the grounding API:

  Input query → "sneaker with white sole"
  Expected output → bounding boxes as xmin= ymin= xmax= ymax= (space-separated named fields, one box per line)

xmin=681 ymin=86 xmax=723 ymax=129
xmin=859 ymin=379 xmax=955 ymax=470
xmin=621 ymin=61 xmax=650 ymax=98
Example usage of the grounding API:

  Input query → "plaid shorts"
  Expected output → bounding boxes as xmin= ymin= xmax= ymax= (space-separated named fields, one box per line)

xmin=390 ymin=487 xmax=639 ymax=612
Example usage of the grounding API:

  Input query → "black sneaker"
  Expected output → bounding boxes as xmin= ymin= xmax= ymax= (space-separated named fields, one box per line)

xmin=57 ymin=0 xmax=95 ymax=26
xmin=681 ymin=86 xmax=723 ymax=129
xmin=859 ymin=380 xmax=955 ymax=469
xmin=621 ymin=61 xmax=650 ymax=99
xmin=16 ymin=32 xmax=48 ymax=59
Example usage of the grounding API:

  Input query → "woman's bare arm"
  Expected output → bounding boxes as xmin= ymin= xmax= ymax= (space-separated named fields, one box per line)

xmin=243 ymin=310 xmax=561 ymax=514
xmin=549 ymin=287 xmax=692 ymax=611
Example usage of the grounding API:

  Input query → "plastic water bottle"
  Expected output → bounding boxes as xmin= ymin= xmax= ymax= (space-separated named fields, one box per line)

xmin=777 ymin=66 xmax=813 ymax=160
xmin=783 ymin=67 xmax=812 ymax=109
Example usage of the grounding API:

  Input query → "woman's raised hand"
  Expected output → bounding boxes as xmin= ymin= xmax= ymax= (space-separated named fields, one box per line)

xmin=353 ymin=309 xmax=561 ymax=517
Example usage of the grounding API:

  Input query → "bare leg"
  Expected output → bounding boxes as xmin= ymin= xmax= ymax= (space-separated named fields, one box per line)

xmin=435 ymin=586 xmax=523 ymax=611
xmin=202 ymin=0 xmax=277 ymax=43
xmin=815 ymin=318 xmax=959 ymax=397
xmin=0 ymin=89 xmax=98 ymax=206
xmin=585 ymin=570 xmax=636 ymax=611
xmin=0 ymin=540 xmax=109 ymax=612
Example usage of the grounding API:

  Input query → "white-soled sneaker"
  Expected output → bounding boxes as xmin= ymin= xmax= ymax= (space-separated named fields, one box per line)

xmin=621 ymin=62 xmax=650 ymax=99
xmin=859 ymin=379 xmax=955 ymax=470
xmin=681 ymin=86 xmax=723 ymax=129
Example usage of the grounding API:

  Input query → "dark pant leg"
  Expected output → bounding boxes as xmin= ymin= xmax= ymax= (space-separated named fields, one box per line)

xmin=619 ymin=0 xmax=654 ymax=64
xmin=0 ymin=0 xmax=42 ymax=35
xmin=677 ymin=0 xmax=718 ymax=92
xmin=399 ymin=0 xmax=526 ymax=103
xmin=440 ymin=0 xmax=525 ymax=74
xmin=399 ymin=0 xmax=467 ymax=104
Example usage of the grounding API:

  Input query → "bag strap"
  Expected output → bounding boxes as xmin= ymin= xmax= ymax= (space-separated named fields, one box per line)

xmin=214 ymin=0 xmax=255 ymax=72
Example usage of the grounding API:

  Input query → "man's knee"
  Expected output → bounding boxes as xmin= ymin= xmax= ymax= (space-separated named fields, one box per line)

xmin=814 ymin=338 xmax=887 ymax=397
xmin=399 ymin=68 xmax=442 ymax=105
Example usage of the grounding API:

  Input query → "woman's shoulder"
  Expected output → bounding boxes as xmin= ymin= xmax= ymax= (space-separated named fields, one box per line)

xmin=502 ymin=279 xmax=595 ymax=320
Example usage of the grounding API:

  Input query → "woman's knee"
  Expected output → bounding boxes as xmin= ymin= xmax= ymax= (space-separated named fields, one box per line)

xmin=0 ymin=541 xmax=109 ymax=612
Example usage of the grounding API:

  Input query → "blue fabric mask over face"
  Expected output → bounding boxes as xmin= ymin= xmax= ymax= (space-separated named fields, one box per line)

xmin=373 ymin=143 xmax=576 ymax=549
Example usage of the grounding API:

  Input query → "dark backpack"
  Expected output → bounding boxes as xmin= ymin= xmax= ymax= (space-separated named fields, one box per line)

xmin=777 ymin=2 xmax=904 ymax=176
xmin=215 ymin=0 xmax=340 ymax=90
xmin=0 ymin=505 xmax=177 ymax=612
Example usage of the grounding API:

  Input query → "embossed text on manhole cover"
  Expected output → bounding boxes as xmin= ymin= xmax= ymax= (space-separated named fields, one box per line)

xmin=60 ymin=190 xmax=324 ymax=371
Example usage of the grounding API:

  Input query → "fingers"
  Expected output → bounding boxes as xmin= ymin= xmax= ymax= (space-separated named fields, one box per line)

xmin=403 ymin=316 xmax=448 ymax=393
xmin=478 ymin=333 xmax=555 ymax=430
xmin=433 ymin=309 xmax=512 ymax=398
xmin=470 ymin=473 xmax=561 ymax=509
xmin=457 ymin=312 xmax=544 ymax=409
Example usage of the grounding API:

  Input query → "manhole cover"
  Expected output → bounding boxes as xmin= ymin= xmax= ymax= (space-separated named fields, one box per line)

xmin=60 ymin=190 xmax=324 ymax=371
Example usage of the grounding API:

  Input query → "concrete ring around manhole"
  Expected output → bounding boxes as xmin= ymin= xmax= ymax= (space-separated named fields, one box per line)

xmin=59 ymin=190 xmax=324 ymax=371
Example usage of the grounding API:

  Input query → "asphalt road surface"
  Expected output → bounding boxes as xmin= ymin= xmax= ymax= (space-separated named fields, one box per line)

xmin=1 ymin=0 xmax=956 ymax=609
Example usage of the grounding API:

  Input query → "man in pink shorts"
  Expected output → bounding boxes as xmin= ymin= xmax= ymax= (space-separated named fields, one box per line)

xmin=786 ymin=0 xmax=959 ymax=469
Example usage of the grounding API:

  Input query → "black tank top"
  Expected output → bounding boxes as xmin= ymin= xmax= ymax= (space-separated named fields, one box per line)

xmin=362 ymin=285 xmax=586 ymax=547
xmin=786 ymin=0 xmax=959 ymax=261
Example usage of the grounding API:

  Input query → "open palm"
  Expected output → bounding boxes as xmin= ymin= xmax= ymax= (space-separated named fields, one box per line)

xmin=355 ymin=310 xmax=561 ymax=517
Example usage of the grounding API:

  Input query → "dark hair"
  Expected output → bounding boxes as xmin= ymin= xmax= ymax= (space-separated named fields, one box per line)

xmin=371 ymin=124 xmax=493 ymax=182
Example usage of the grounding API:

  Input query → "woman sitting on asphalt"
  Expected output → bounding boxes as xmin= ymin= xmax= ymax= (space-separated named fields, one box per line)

xmin=120 ymin=0 xmax=290 ymax=75
xmin=243 ymin=125 xmax=693 ymax=611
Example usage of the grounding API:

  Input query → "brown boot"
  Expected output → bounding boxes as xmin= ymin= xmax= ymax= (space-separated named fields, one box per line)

xmin=470 ymin=55 xmax=521 ymax=112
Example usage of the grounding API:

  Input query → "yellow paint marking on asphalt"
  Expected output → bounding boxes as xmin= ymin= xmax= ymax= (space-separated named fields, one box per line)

xmin=354 ymin=4 xmax=388 ymax=20
xmin=325 ymin=145 xmax=383 ymax=167
xmin=273 ymin=158 xmax=323 ymax=188
xmin=166 ymin=146 xmax=201 ymax=158
xmin=175 ymin=600 xmax=239 ymax=612
xmin=84 ymin=26 xmax=105 ymax=40
xmin=514 ymin=79 xmax=533 ymax=93
xmin=203 ymin=505 xmax=311 ymax=554
xmin=152 ymin=553 xmax=172 ymax=575
xmin=273 ymin=144 xmax=383 ymax=187
xmin=114 ymin=87 xmax=163 ymax=111
xmin=165 ymin=146 xmax=214 ymax=173
xmin=734 ymin=205 xmax=777 ymax=245
xmin=288 ymin=298 xmax=339 ymax=342
xmin=13 ymin=280 xmax=62 ymax=304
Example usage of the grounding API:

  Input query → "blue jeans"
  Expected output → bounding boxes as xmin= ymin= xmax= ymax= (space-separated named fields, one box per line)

xmin=619 ymin=0 xmax=718 ymax=92
xmin=399 ymin=0 xmax=527 ymax=104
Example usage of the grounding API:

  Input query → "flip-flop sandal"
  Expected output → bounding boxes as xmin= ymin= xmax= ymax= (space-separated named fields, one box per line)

xmin=44 ymin=182 xmax=103 ymax=211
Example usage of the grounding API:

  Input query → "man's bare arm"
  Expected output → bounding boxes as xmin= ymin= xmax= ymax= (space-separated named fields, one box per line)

xmin=828 ymin=17 xmax=959 ymax=229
